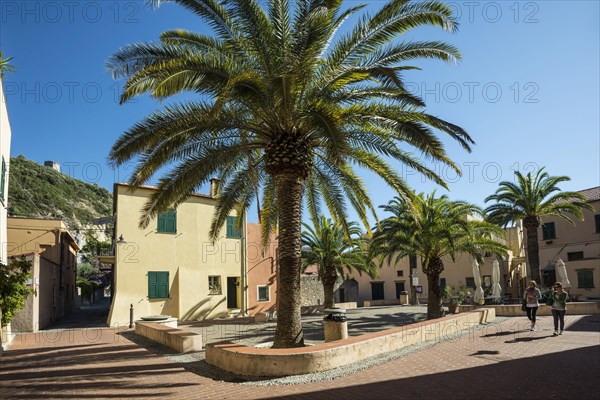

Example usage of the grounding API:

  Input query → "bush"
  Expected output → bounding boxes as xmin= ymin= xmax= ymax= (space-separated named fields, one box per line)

xmin=0 ymin=259 xmax=36 ymax=327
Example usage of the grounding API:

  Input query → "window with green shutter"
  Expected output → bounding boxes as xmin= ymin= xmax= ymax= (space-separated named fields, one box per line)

xmin=226 ymin=216 xmax=241 ymax=238
xmin=595 ymin=215 xmax=600 ymax=233
xmin=157 ymin=209 xmax=177 ymax=233
xmin=577 ymin=270 xmax=594 ymax=289
xmin=0 ymin=157 xmax=6 ymax=204
xmin=148 ymin=271 xmax=170 ymax=299
xmin=542 ymin=222 xmax=556 ymax=240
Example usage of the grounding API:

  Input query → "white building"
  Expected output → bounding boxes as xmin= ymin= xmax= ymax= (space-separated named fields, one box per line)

xmin=1 ymin=75 xmax=12 ymax=265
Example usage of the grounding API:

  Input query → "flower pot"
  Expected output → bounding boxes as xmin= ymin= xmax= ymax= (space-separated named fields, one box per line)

xmin=448 ymin=305 xmax=460 ymax=314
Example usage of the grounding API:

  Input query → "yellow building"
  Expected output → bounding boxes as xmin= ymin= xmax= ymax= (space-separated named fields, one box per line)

xmin=7 ymin=217 xmax=79 ymax=331
xmin=538 ymin=187 xmax=600 ymax=299
xmin=348 ymin=224 xmax=527 ymax=305
xmin=106 ymin=183 xmax=246 ymax=326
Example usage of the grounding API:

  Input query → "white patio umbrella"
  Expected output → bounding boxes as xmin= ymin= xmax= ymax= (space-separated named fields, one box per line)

xmin=492 ymin=260 xmax=502 ymax=299
xmin=555 ymin=259 xmax=572 ymax=289
xmin=473 ymin=259 xmax=485 ymax=305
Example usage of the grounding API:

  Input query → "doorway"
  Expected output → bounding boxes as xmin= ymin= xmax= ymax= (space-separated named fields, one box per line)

xmin=227 ymin=277 xmax=239 ymax=308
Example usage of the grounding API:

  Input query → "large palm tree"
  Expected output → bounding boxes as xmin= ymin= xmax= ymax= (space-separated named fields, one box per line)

xmin=107 ymin=0 xmax=473 ymax=347
xmin=372 ymin=193 xmax=507 ymax=319
xmin=302 ymin=216 xmax=377 ymax=309
xmin=484 ymin=168 xmax=592 ymax=284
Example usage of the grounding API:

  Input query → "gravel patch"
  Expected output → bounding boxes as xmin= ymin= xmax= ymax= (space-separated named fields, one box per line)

xmin=123 ymin=316 xmax=510 ymax=386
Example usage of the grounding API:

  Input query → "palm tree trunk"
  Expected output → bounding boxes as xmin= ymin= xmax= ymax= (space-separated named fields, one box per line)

xmin=322 ymin=266 xmax=338 ymax=309
xmin=272 ymin=173 xmax=305 ymax=348
xmin=523 ymin=220 xmax=542 ymax=284
xmin=425 ymin=257 xmax=444 ymax=319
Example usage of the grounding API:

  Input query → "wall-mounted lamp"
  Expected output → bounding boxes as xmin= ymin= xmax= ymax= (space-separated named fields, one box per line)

xmin=117 ymin=235 xmax=127 ymax=244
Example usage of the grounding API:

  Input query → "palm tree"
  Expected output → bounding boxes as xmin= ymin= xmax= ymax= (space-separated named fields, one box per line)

xmin=0 ymin=50 xmax=16 ymax=79
xmin=107 ymin=0 xmax=473 ymax=347
xmin=301 ymin=216 xmax=377 ymax=309
xmin=484 ymin=168 xmax=592 ymax=284
xmin=372 ymin=193 xmax=507 ymax=319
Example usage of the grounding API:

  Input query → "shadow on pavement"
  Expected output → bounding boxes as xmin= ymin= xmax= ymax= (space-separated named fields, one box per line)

xmin=264 ymin=345 xmax=600 ymax=400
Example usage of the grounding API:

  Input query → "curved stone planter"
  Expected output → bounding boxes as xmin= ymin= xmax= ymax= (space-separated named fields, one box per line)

xmin=206 ymin=308 xmax=495 ymax=377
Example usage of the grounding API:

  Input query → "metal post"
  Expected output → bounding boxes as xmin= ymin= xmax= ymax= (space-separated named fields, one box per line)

xmin=129 ymin=304 xmax=134 ymax=328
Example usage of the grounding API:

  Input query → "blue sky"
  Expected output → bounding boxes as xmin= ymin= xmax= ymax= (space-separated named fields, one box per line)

xmin=1 ymin=0 xmax=599 ymax=223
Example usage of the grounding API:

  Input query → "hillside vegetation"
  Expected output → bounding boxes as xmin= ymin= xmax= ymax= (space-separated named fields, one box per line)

xmin=7 ymin=155 xmax=112 ymax=230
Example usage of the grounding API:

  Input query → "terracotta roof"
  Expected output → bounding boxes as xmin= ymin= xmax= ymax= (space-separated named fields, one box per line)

xmin=578 ymin=186 xmax=600 ymax=201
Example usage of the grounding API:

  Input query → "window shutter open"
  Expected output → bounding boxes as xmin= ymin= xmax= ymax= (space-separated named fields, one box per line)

xmin=166 ymin=209 xmax=177 ymax=233
xmin=148 ymin=272 xmax=158 ymax=299
xmin=158 ymin=272 xmax=169 ymax=298
xmin=226 ymin=216 xmax=241 ymax=238
xmin=157 ymin=213 xmax=166 ymax=232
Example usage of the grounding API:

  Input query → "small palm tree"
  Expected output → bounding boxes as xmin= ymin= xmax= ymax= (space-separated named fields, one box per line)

xmin=0 ymin=50 xmax=16 ymax=79
xmin=484 ymin=168 xmax=592 ymax=284
xmin=302 ymin=216 xmax=377 ymax=309
xmin=372 ymin=193 xmax=507 ymax=319
xmin=107 ymin=0 xmax=472 ymax=348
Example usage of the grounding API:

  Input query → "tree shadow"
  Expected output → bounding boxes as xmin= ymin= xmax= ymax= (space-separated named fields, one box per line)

xmin=261 ymin=346 xmax=600 ymax=399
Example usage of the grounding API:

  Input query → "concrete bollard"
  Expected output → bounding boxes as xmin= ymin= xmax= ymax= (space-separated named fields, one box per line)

xmin=323 ymin=308 xmax=348 ymax=342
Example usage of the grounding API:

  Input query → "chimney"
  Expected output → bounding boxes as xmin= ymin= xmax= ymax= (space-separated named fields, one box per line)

xmin=210 ymin=177 xmax=221 ymax=198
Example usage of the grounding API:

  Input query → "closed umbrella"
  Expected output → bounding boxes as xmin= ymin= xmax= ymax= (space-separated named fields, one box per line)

xmin=473 ymin=259 xmax=485 ymax=305
xmin=555 ymin=259 xmax=572 ymax=289
xmin=492 ymin=260 xmax=502 ymax=299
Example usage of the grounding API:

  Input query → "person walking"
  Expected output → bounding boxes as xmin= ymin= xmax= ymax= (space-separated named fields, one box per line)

xmin=551 ymin=282 xmax=568 ymax=335
xmin=524 ymin=280 xmax=542 ymax=331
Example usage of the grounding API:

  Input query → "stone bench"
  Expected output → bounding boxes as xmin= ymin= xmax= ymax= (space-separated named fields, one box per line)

xmin=135 ymin=322 xmax=202 ymax=353
xmin=206 ymin=308 xmax=495 ymax=377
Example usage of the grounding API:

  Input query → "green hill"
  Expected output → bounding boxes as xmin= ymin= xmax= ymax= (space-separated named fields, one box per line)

xmin=7 ymin=155 xmax=113 ymax=230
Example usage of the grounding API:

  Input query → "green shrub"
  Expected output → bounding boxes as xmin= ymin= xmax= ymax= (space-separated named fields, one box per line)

xmin=0 ymin=259 xmax=35 ymax=327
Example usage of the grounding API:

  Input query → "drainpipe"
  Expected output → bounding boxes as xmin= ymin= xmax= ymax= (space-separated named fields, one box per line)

xmin=241 ymin=214 xmax=248 ymax=315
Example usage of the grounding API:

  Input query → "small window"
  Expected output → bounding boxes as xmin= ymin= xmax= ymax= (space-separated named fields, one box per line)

xmin=409 ymin=254 xmax=417 ymax=269
xmin=577 ymin=270 xmax=594 ymax=289
xmin=465 ymin=277 xmax=475 ymax=288
xmin=148 ymin=271 xmax=169 ymax=299
xmin=595 ymin=215 xmax=600 ymax=233
xmin=440 ymin=278 xmax=447 ymax=292
xmin=208 ymin=276 xmax=222 ymax=295
xmin=157 ymin=209 xmax=177 ymax=233
xmin=0 ymin=156 xmax=6 ymax=204
xmin=226 ymin=216 xmax=242 ymax=238
xmin=257 ymin=285 xmax=270 ymax=302
xmin=396 ymin=270 xmax=403 ymax=277
xmin=542 ymin=222 xmax=556 ymax=240
xmin=567 ymin=251 xmax=584 ymax=261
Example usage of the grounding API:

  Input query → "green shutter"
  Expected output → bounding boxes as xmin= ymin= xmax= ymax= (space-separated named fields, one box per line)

xmin=226 ymin=216 xmax=241 ymax=238
xmin=542 ymin=223 xmax=556 ymax=240
xmin=157 ymin=213 xmax=166 ymax=232
xmin=158 ymin=272 xmax=169 ymax=298
xmin=148 ymin=272 xmax=158 ymax=299
xmin=149 ymin=272 xmax=169 ymax=298
xmin=157 ymin=209 xmax=176 ymax=233
xmin=166 ymin=209 xmax=177 ymax=233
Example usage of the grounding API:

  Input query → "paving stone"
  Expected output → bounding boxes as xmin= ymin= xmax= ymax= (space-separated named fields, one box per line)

xmin=1 ymin=315 xmax=598 ymax=399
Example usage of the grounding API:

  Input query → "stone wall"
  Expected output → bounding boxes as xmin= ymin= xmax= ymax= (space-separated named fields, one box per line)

xmin=300 ymin=275 xmax=324 ymax=307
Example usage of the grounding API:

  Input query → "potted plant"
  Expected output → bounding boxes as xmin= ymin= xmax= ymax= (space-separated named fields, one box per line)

xmin=443 ymin=285 xmax=469 ymax=314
